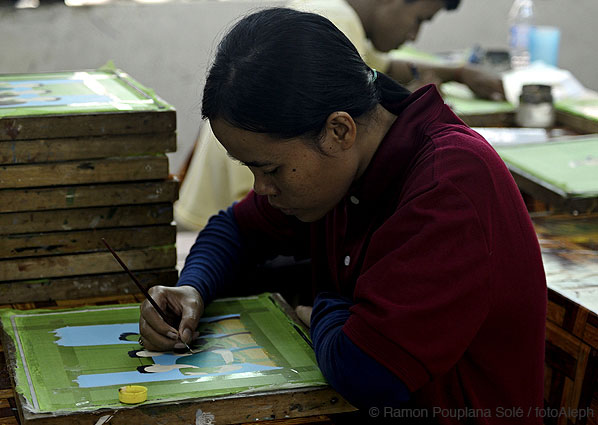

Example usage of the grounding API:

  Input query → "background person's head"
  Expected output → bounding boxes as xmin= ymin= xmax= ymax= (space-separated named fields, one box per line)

xmin=348 ymin=0 xmax=461 ymax=51
xmin=202 ymin=7 xmax=409 ymax=222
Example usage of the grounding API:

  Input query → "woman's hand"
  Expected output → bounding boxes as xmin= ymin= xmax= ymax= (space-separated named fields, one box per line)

xmin=295 ymin=305 xmax=313 ymax=328
xmin=139 ymin=285 xmax=204 ymax=351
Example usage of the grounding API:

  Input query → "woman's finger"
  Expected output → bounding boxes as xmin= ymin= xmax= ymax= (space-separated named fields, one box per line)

xmin=139 ymin=296 xmax=178 ymax=337
xmin=139 ymin=314 xmax=178 ymax=351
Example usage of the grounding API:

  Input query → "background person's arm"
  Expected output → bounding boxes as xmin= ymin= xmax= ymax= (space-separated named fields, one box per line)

xmin=387 ymin=59 xmax=505 ymax=100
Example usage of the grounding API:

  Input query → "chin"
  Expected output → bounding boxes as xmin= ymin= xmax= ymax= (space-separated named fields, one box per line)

xmin=294 ymin=210 xmax=326 ymax=223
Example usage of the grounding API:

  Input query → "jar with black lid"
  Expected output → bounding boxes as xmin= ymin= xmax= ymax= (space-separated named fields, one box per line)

xmin=515 ymin=84 xmax=555 ymax=128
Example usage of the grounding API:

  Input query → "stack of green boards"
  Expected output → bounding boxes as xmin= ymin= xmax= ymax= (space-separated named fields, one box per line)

xmin=0 ymin=67 xmax=179 ymax=303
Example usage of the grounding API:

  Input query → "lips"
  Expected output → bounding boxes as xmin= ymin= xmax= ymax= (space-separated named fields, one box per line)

xmin=270 ymin=202 xmax=295 ymax=215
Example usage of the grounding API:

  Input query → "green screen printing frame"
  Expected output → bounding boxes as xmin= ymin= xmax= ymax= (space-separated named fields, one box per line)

xmin=495 ymin=135 xmax=598 ymax=212
xmin=0 ymin=64 xmax=176 ymax=141
xmin=0 ymin=293 xmax=326 ymax=416
xmin=0 ymin=67 xmax=172 ymax=117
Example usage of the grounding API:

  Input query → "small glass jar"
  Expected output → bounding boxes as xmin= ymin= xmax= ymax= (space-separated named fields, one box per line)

xmin=516 ymin=84 xmax=555 ymax=128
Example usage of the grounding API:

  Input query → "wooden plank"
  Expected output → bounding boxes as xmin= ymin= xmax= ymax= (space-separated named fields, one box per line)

xmin=570 ymin=343 xmax=591 ymax=421
xmin=2 ymin=225 xmax=176 ymax=258
xmin=0 ymin=132 xmax=176 ymax=164
xmin=584 ymin=318 xmax=598 ymax=350
xmin=15 ymin=386 xmax=354 ymax=425
xmin=457 ymin=111 xmax=516 ymax=128
xmin=547 ymin=321 xmax=583 ymax=359
xmin=240 ymin=416 xmax=333 ymax=425
xmin=0 ymin=110 xmax=175 ymax=141
xmin=591 ymin=394 xmax=598 ymax=425
xmin=0 ymin=156 xmax=168 ymax=189
xmin=0 ymin=246 xmax=176 ymax=281
xmin=0 ymin=180 xmax=178 ymax=213
xmin=548 ymin=300 xmax=567 ymax=327
xmin=556 ymin=110 xmax=598 ymax=135
xmin=558 ymin=378 xmax=575 ymax=425
xmin=55 ymin=294 xmax=139 ymax=308
xmin=545 ymin=364 xmax=553 ymax=405
xmin=546 ymin=340 xmax=578 ymax=380
xmin=0 ymin=203 xmax=173 ymax=235
xmin=573 ymin=309 xmax=590 ymax=340
xmin=512 ymin=171 xmax=598 ymax=214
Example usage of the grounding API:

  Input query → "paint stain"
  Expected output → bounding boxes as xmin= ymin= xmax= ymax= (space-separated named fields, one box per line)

xmin=107 ymin=207 xmax=117 ymax=220
xmin=14 ymin=245 xmax=62 ymax=254
xmin=195 ymin=409 xmax=215 ymax=425
xmin=3 ymin=120 xmax=21 ymax=140
xmin=65 ymin=188 xmax=76 ymax=206
xmin=77 ymin=162 xmax=95 ymax=170
xmin=94 ymin=414 xmax=113 ymax=425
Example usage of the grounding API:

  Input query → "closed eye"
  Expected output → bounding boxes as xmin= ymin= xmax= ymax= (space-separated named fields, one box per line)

xmin=263 ymin=167 xmax=279 ymax=176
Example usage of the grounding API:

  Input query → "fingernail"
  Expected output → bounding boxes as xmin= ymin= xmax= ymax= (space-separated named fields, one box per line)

xmin=182 ymin=328 xmax=191 ymax=343
xmin=167 ymin=331 xmax=178 ymax=340
xmin=174 ymin=342 xmax=185 ymax=350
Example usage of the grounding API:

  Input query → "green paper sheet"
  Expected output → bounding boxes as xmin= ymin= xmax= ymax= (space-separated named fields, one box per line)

xmin=441 ymin=82 xmax=515 ymax=116
xmin=555 ymin=97 xmax=598 ymax=123
xmin=0 ymin=293 xmax=325 ymax=414
xmin=0 ymin=68 xmax=173 ymax=117
xmin=495 ymin=136 xmax=598 ymax=196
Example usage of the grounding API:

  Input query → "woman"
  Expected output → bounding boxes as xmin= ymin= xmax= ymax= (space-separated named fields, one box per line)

xmin=140 ymin=8 xmax=546 ymax=423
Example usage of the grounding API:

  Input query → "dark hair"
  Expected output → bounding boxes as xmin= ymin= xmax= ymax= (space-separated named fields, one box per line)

xmin=201 ymin=7 xmax=410 ymax=141
xmin=405 ymin=0 xmax=460 ymax=10
xmin=443 ymin=0 xmax=460 ymax=10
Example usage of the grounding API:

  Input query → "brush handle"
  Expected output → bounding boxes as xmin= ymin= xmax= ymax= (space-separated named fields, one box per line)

xmin=101 ymin=238 xmax=169 ymax=321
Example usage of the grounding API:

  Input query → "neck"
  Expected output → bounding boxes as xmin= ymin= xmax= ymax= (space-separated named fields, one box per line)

xmin=355 ymin=105 xmax=397 ymax=180
xmin=345 ymin=0 xmax=374 ymax=37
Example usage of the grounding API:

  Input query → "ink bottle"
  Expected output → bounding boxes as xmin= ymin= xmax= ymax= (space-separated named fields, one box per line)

xmin=516 ymin=84 xmax=555 ymax=128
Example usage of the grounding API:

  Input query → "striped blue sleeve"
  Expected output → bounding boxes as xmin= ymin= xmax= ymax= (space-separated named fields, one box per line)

xmin=176 ymin=206 xmax=242 ymax=304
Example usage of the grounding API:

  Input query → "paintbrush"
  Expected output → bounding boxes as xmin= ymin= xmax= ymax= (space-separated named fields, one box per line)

xmin=101 ymin=238 xmax=193 ymax=353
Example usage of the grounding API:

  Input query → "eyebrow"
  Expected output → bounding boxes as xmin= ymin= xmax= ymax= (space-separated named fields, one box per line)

xmin=226 ymin=152 xmax=274 ymax=168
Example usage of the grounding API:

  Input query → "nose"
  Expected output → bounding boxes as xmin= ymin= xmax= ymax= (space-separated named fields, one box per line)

xmin=253 ymin=173 xmax=278 ymax=196
xmin=407 ymin=23 xmax=421 ymax=42
xmin=406 ymin=30 xmax=418 ymax=42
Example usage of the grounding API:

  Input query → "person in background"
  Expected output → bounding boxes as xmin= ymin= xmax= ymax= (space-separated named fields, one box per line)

xmin=141 ymin=8 xmax=546 ymax=423
xmin=175 ymin=0 xmax=506 ymax=230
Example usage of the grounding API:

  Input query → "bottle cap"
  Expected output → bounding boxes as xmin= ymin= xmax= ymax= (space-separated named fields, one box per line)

xmin=118 ymin=385 xmax=148 ymax=404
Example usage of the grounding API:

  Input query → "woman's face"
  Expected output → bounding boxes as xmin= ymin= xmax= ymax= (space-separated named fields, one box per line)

xmin=211 ymin=118 xmax=360 ymax=222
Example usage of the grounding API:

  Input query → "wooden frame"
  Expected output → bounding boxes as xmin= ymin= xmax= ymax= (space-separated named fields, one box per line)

xmin=0 ymin=293 xmax=357 ymax=425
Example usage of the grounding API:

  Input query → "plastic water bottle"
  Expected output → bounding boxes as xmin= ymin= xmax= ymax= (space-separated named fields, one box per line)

xmin=508 ymin=0 xmax=534 ymax=69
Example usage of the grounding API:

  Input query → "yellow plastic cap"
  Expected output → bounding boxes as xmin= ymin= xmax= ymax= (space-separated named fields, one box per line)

xmin=118 ymin=385 xmax=148 ymax=404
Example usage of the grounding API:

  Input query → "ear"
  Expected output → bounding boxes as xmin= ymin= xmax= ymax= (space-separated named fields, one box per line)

xmin=323 ymin=111 xmax=357 ymax=152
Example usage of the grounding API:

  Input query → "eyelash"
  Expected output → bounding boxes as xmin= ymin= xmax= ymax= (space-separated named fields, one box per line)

xmin=263 ymin=168 xmax=279 ymax=176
